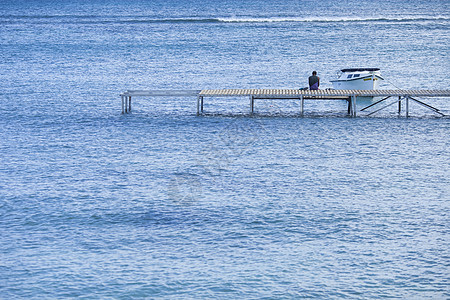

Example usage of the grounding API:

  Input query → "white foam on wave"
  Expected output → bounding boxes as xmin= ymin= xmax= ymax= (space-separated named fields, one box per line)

xmin=216 ymin=15 xmax=449 ymax=23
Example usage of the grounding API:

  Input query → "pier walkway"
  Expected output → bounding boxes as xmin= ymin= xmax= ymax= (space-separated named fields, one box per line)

xmin=120 ymin=89 xmax=450 ymax=117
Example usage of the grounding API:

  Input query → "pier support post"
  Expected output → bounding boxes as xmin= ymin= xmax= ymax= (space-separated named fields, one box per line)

xmin=128 ymin=96 xmax=131 ymax=112
xmin=197 ymin=96 xmax=201 ymax=116
xmin=300 ymin=95 xmax=304 ymax=116
xmin=352 ymin=95 xmax=357 ymax=117
xmin=398 ymin=96 xmax=402 ymax=114
xmin=201 ymin=96 xmax=204 ymax=113
xmin=406 ymin=96 xmax=409 ymax=117
xmin=250 ymin=96 xmax=254 ymax=115
xmin=121 ymin=96 xmax=125 ymax=114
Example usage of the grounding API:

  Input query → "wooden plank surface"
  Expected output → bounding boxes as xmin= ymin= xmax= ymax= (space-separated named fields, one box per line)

xmin=199 ymin=89 xmax=450 ymax=97
xmin=121 ymin=90 xmax=201 ymax=97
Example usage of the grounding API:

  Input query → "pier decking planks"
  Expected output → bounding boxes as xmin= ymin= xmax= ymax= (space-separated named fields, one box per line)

xmin=197 ymin=89 xmax=450 ymax=98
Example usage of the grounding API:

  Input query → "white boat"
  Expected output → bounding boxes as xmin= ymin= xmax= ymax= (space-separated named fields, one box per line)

xmin=331 ymin=68 xmax=384 ymax=90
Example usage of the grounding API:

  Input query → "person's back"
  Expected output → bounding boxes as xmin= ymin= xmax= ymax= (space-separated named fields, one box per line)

xmin=309 ymin=71 xmax=320 ymax=90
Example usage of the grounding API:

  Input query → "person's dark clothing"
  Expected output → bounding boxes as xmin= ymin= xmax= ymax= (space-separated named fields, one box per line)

xmin=309 ymin=75 xmax=319 ymax=90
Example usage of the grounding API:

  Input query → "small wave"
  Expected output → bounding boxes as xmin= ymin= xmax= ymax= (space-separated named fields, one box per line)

xmin=216 ymin=16 xmax=450 ymax=23
xmin=1 ymin=15 xmax=448 ymax=25
xmin=0 ymin=15 xmax=222 ymax=25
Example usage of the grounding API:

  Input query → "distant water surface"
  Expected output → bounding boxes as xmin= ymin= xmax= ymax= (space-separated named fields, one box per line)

xmin=0 ymin=0 xmax=449 ymax=298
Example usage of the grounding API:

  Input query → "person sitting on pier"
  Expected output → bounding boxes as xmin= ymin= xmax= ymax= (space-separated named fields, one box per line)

xmin=309 ymin=71 xmax=320 ymax=90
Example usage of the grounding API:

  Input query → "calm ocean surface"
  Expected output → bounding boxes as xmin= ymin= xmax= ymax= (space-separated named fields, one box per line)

xmin=1 ymin=0 xmax=449 ymax=298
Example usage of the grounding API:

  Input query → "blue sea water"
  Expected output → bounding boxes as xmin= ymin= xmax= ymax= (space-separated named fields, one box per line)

xmin=1 ymin=0 xmax=449 ymax=298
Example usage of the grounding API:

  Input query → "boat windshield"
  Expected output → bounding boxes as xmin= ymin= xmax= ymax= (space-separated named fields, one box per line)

xmin=341 ymin=68 xmax=380 ymax=72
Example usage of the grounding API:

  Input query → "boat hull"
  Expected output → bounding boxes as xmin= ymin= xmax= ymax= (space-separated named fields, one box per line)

xmin=331 ymin=75 xmax=382 ymax=90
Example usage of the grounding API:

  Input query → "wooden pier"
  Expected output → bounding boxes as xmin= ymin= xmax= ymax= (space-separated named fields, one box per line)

xmin=120 ymin=89 xmax=450 ymax=117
